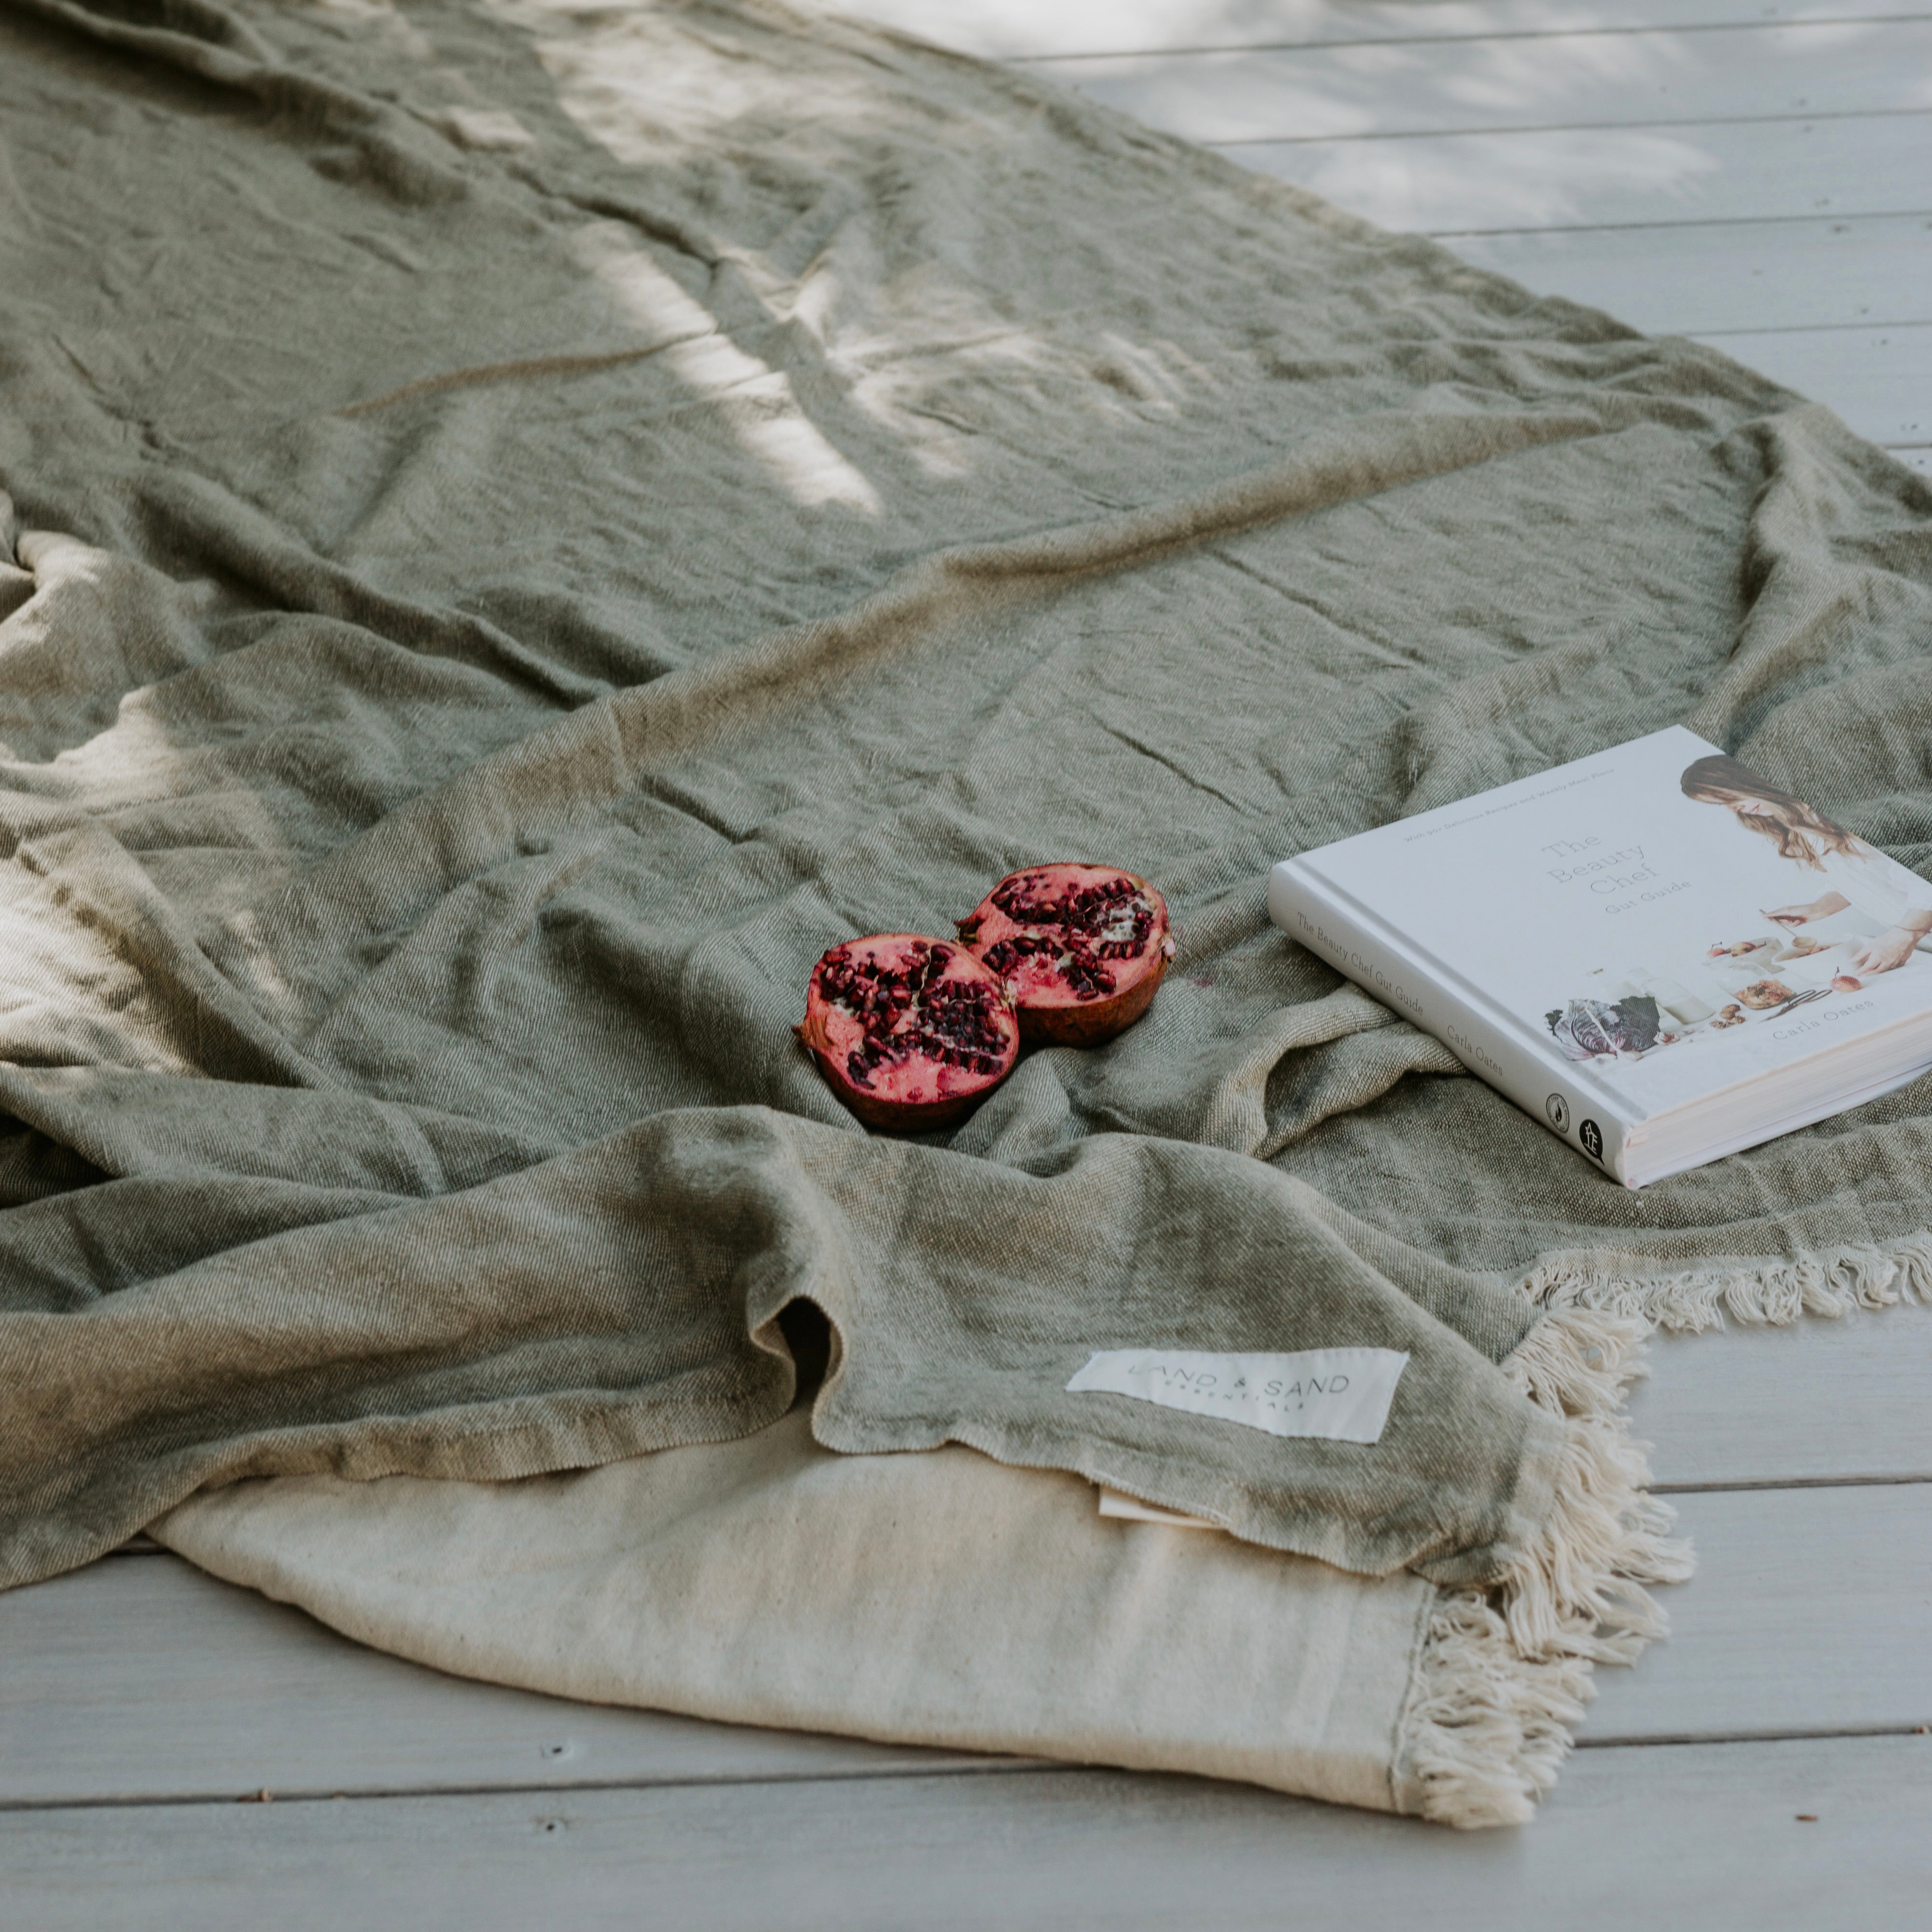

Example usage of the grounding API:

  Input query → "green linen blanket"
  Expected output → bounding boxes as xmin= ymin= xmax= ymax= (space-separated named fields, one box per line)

xmin=2 ymin=0 xmax=1928 ymax=1819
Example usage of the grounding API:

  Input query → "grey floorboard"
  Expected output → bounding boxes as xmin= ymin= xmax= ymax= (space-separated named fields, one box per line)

xmin=0 ymin=1557 xmax=996 ymax=1808
xmin=1444 ymin=213 xmax=1932 ymax=335
xmin=4 ymin=1736 xmax=1928 ymax=1932
xmin=1630 ymin=1306 xmax=1932 ymax=1488
xmin=1234 ymin=114 xmax=1932 ymax=234
xmin=1583 ymin=1483 xmax=1932 ymax=1742
xmin=1690 ymin=321 xmax=1932 ymax=443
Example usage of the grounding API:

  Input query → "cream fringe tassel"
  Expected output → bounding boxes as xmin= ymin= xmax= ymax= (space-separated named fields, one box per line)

xmin=1397 ymin=1307 xmax=1692 ymax=1830
xmin=1517 ymin=1229 xmax=1932 ymax=1332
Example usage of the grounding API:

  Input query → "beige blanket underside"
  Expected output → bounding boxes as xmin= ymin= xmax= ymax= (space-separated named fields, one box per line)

xmin=155 ymin=1411 xmax=1432 ymax=1817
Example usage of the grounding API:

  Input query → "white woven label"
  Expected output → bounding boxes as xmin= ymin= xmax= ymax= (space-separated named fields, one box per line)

xmin=1065 ymin=1347 xmax=1408 ymax=1443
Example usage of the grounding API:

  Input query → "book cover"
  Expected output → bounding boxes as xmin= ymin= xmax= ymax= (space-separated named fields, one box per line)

xmin=1269 ymin=726 xmax=1932 ymax=1180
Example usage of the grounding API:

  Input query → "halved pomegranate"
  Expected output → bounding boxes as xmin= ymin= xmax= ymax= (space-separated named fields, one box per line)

xmin=799 ymin=935 xmax=1020 ymax=1131
xmin=956 ymin=864 xmax=1175 ymax=1047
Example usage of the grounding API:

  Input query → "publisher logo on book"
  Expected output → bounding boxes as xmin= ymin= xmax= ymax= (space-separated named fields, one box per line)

xmin=1544 ymin=1094 xmax=1570 ymax=1133
xmin=1579 ymin=1119 xmax=1605 ymax=1162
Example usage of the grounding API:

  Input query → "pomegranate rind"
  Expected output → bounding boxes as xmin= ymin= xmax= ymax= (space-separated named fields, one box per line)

xmin=799 ymin=933 xmax=1019 ymax=1132
xmin=956 ymin=864 xmax=1175 ymax=1048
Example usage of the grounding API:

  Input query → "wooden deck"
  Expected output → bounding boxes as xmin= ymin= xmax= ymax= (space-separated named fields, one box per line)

xmin=8 ymin=4 xmax=1931 ymax=1921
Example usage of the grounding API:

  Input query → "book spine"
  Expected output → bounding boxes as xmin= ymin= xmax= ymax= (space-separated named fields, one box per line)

xmin=1267 ymin=858 xmax=1635 ymax=1186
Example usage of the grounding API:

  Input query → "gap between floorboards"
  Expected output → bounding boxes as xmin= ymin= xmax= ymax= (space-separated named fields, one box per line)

xmin=1012 ymin=14 xmax=1932 ymax=66
xmin=8 ymin=1721 xmax=1929 ymax=1818
xmin=1208 ymin=105 xmax=1932 ymax=148
xmin=1426 ymin=209 xmax=1932 ymax=239
xmin=1651 ymin=1473 xmax=1932 ymax=1493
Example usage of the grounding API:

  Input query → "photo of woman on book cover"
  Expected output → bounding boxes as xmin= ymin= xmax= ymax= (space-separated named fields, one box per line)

xmin=1680 ymin=754 xmax=1932 ymax=975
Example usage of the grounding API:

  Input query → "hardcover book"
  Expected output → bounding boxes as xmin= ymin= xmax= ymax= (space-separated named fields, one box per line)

xmin=1267 ymin=727 xmax=1932 ymax=1187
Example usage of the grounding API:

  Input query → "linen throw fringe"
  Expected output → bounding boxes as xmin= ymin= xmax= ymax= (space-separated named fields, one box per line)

xmin=1399 ymin=1303 xmax=1687 ymax=1827
xmin=1410 ymin=1237 xmax=1932 ymax=1825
